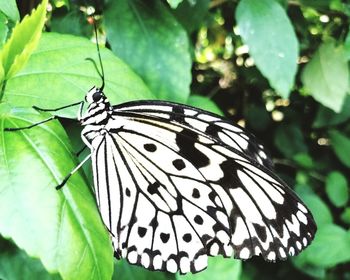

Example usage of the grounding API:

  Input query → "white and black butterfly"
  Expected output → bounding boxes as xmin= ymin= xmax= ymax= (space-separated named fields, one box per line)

xmin=71 ymin=85 xmax=315 ymax=274
xmin=6 ymin=27 xmax=316 ymax=275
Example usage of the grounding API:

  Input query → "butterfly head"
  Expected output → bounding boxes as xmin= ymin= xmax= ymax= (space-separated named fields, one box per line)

xmin=85 ymin=86 xmax=107 ymax=104
xmin=80 ymin=86 xmax=111 ymax=125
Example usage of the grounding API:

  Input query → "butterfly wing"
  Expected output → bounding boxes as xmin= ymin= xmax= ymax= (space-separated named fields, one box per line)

xmin=84 ymin=100 xmax=316 ymax=274
xmin=114 ymin=100 xmax=274 ymax=170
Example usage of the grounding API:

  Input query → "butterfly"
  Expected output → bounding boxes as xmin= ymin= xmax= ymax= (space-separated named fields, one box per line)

xmin=68 ymin=85 xmax=315 ymax=274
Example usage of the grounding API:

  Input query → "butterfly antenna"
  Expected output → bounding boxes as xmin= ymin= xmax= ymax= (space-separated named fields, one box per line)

xmin=87 ymin=14 xmax=105 ymax=91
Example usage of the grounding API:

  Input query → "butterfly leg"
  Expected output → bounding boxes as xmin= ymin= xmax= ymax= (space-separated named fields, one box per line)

xmin=33 ymin=101 xmax=83 ymax=112
xmin=56 ymin=154 xmax=91 ymax=190
xmin=4 ymin=116 xmax=57 ymax=131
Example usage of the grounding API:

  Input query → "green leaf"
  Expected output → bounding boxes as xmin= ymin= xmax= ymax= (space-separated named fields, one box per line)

xmin=294 ymin=224 xmax=350 ymax=268
xmin=171 ymin=0 xmax=210 ymax=33
xmin=187 ymin=95 xmax=224 ymax=115
xmin=51 ymin=8 xmax=91 ymax=37
xmin=0 ymin=103 xmax=114 ymax=280
xmin=245 ymin=104 xmax=270 ymax=131
xmin=167 ymin=0 xmax=184 ymax=9
xmin=313 ymin=95 xmax=350 ymax=128
xmin=274 ymin=124 xmax=307 ymax=158
xmin=113 ymin=259 xmax=173 ymax=280
xmin=0 ymin=0 xmax=19 ymax=22
xmin=105 ymin=0 xmax=191 ymax=103
xmin=0 ymin=239 xmax=60 ymax=280
xmin=4 ymin=33 xmax=154 ymax=119
xmin=326 ymin=171 xmax=349 ymax=207
xmin=293 ymin=153 xmax=314 ymax=169
xmin=301 ymin=41 xmax=349 ymax=113
xmin=0 ymin=12 xmax=9 ymax=47
xmin=176 ymin=258 xmax=241 ymax=280
xmin=341 ymin=208 xmax=350 ymax=224
xmin=298 ymin=0 xmax=330 ymax=9
xmin=344 ymin=29 xmax=350 ymax=60
xmin=329 ymin=130 xmax=350 ymax=168
xmin=0 ymin=0 xmax=47 ymax=81
xmin=236 ymin=0 xmax=298 ymax=98
xmin=299 ymin=193 xmax=332 ymax=226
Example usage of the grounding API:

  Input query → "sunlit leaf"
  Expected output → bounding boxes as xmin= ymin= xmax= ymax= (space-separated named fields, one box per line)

xmin=301 ymin=41 xmax=349 ymax=113
xmin=0 ymin=0 xmax=19 ymax=22
xmin=0 ymin=103 xmax=113 ymax=279
xmin=187 ymin=95 xmax=223 ymax=115
xmin=236 ymin=0 xmax=298 ymax=98
xmin=0 ymin=0 xmax=47 ymax=81
xmin=4 ymin=33 xmax=154 ymax=118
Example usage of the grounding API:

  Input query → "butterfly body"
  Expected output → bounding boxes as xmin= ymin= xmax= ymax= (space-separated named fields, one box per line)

xmin=78 ymin=86 xmax=316 ymax=274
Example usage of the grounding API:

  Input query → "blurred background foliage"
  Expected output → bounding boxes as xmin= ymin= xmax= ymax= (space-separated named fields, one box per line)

xmin=0 ymin=0 xmax=350 ymax=279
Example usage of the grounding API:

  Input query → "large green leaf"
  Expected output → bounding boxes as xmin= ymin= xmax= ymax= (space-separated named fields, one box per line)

xmin=299 ymin=193 xmax=332 ymax=226
xmin=176 ymin=258 xmax=241 ymax=280
xmin=187 ymin=95 xmax=223 ymax=115
xmin=113 ymin=259 xmax=174 ymax=280
xmin=0 ymin=103 xmax=114 ymax=280
xmin=329 ymin=130 xmax=350 ymax=168
xmin=294 ymin=224 xmax=350 ymax=268
xmin=0 ymin=0 xmax=47 ymax=82
xmin=105 ymin=0 xmax=191 ymax=103
xmin=0 ymin=238 xmax=60 ymax=280
xmin=325 ymin=171 xmax=349 ymax=208
xmin=3 ymin=32 xmax=154 ymax=118
xmin=301 ymin=41 xmax=349 ymax=113
xmin=236 ymin=0 xmax=298 ymax=98
xmin=0 ymin=0 xmax=19 ymax=22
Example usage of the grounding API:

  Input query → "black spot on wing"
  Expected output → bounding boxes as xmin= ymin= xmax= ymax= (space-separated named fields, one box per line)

xmin=192 ymin=188 xmax=200 ymax=198
xmin=194 ymin=215 xmax=204 ymax=225
xmin=160 ymin=232 xmax=170 ymax=243
xmin=144 ymin=143 xmax=157 ymax=152
xmin=138 ymin=227 xmax=147 ymax=237
xmin=148 ymin=182 xmax=160 ymax=195
xmin=205 ymin=123 xmax=220 ymax=138
xmin=173 ymin=159 xmax=186 ymax=170
xmin=175 ymin=129 xmax=209 ymax=168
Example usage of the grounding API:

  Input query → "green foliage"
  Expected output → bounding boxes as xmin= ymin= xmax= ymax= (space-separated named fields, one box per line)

xmin=104 ymin=0 xmax=191 ymax=102
xmin=236 ymin=0 xmax=298 ymax=98
xmin=301 ymin=41 xmax=349 ymax=113
xmin=0 ymin=0 xmax=47 ymax=81
xmin=176 ymin=257 xmax=241 ymax=280
xmin=0 ymin=104 xmax=113 ymax=279
xmin=0 ymin=0 xmax=349 ymax=279
xmin=326 ymin=171 xmax=348 ymax=208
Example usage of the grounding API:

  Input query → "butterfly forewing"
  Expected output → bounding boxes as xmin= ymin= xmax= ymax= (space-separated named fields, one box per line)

xmin=80 ymin=94 xmax=316 ymax=274
xmin=113 ymin=100 xmax=274 ymax=170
